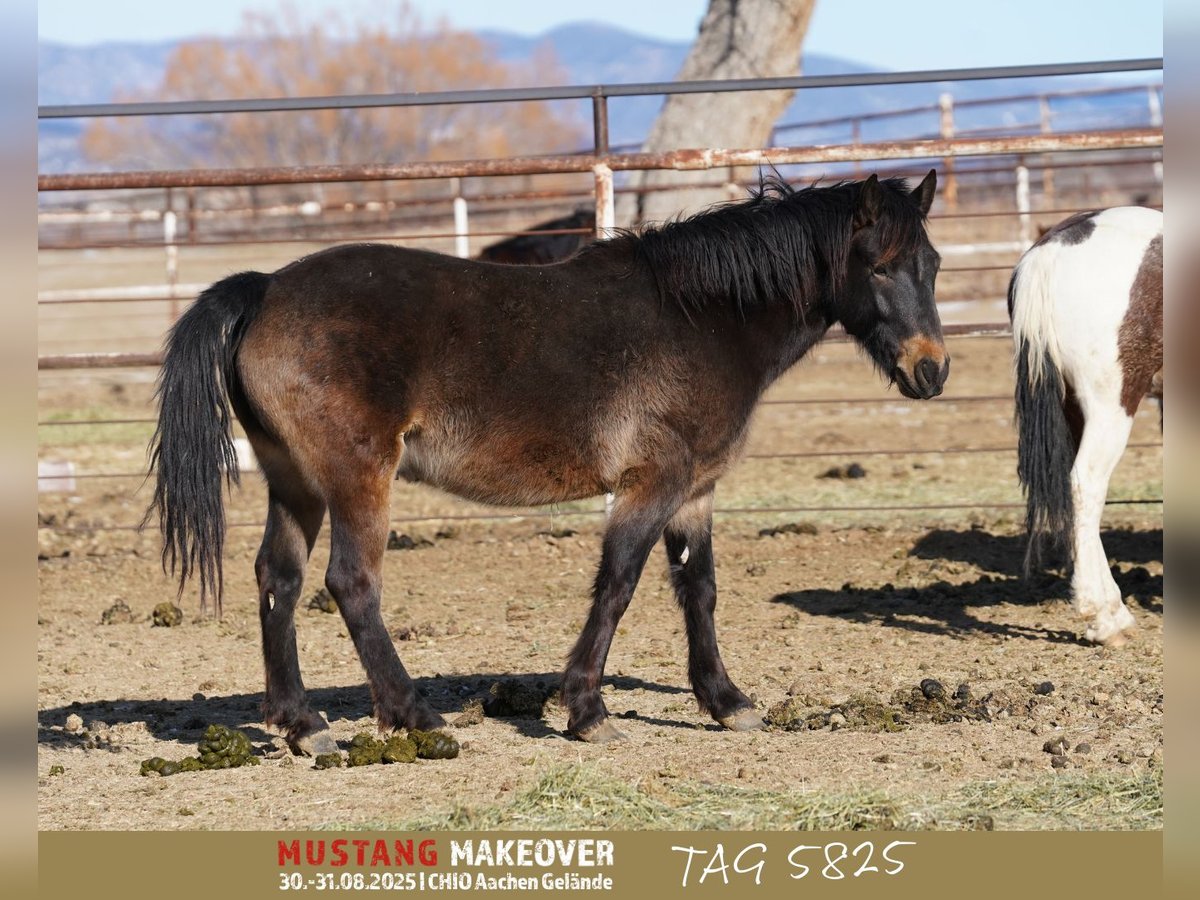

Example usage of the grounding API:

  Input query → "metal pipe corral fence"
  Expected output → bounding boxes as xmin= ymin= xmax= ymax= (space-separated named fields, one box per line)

xmin=37 ymin=59 xmax=1164 ymax=529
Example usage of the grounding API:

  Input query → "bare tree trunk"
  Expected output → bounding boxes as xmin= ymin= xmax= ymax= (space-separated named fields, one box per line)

xmin=619 ymin=0 xmax=815 ymax=226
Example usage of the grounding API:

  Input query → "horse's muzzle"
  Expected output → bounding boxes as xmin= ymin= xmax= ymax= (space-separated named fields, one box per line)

xmin=894 ymin=339 xmax=950 ymax=399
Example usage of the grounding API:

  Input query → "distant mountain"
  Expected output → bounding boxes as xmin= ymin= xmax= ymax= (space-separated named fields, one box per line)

xmin=38 ymin=40 xmax=179 ymax=105
xmin=37 ymin=23 xmax=1160 ymax=172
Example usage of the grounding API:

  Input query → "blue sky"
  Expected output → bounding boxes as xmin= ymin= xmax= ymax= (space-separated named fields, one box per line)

xmin=38 ymin=0 xmax=1162 ymax=71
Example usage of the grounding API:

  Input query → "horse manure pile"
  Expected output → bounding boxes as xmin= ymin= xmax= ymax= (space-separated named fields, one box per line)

xmin=346 ymin=733 xmax=417 ymax=767
xmin=314 ymin=752 xmax=343 ymax=769
xmin=387 ymin=531 xmax=434 ymax=551
xmin=483 ymin=679 xmax=554 ymax=719
xmin=99 ymin=599 xmax=136 ymax=625
xmin=410 ymin=730 xmax=459 ymax=760
xmin=141 ymin=756 xmax=205 ymax=777
xmin=818 ymin=462 xmax=867 ymax=480
xmin=758 ymin=522 xmax=819 ymax=538
xmin=766 ymin=680 xmax=1002 ymax=733
xmin=451 ymin=698 xmax=485 ymax=728
xmin=139 ymin=724 xmax=260 ymax=776
xmin=306 ymin=588 xmax=338 ymax=614
xmin=65 ymin=714 xmax=118 ymax=749
xmin=151 ymin=602 xmax=183 ymax=627
xmin=324 ymin=730 xmax=459 ymax=769
xmin=891 ymin=682 xmax=991 ymax=725
xmin=765 ymin=695 xmax=906 ymax=733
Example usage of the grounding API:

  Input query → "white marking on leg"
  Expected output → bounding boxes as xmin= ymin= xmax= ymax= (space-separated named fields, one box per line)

xmin=1070 ymin=407 xmax=1135 ymax=644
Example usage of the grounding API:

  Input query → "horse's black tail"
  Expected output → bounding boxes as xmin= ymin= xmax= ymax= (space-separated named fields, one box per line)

xmin=1009 ymin=266 xmax=1075 ymax=576
xmin=143 ymin=271 xmax=270 ymax=616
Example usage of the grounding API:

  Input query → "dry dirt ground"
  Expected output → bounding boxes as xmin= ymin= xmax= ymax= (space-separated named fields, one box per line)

xmin=37 ymin=334 xmax=1163 ymax=831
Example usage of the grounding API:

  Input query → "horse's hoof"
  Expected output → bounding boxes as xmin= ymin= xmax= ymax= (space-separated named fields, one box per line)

xmin=290 ymin=729 xmax=338 ymax=757
xmin=1085 ymin=621 xmax=1137 ymax=648
xmin=718 ymin=708 xmax=765 ymax=732
xmin=1085 ymin=606 xmax=1138 ymax=647
xmin=408 ymin=709 xmax=447 ymax=731
xmin=575 ymin=719 xmax=628 ymax=743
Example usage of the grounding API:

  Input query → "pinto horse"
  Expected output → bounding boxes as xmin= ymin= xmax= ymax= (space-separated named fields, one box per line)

xmin=1009 ymin=206 xmax=1162 ymax=646
xmin=146 ymin=172 xmax=947 ymax=751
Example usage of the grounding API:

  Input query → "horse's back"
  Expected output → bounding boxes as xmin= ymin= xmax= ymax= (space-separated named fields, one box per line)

xmin=1010 ymin=207 xmax=1161 ymax=385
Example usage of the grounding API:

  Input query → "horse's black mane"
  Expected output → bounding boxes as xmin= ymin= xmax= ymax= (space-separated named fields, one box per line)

xmin=602 ymin=176 xmax=929 ymax=322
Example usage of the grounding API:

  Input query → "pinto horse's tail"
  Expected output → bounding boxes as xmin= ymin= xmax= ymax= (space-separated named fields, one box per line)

xmin=1008 ymin=257 xmax=1075 ymax=576
xmin=143 ymin=271 xmax=270 ymax=616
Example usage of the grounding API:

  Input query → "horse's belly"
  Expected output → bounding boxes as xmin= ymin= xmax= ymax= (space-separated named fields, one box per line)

xmin=396 ymin=430 xmax=607 ymax=507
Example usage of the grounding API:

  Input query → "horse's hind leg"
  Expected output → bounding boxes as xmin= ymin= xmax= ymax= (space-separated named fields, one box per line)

xmin=1070 ymin=396 xmax=1137 ymax=646
xmin=324 ymin=467 xmax=444 ymax=733
xmin=254 ymin=467 xmax=331 ymax=754
xmin=663 ymin=492 xmax=761 ymax=732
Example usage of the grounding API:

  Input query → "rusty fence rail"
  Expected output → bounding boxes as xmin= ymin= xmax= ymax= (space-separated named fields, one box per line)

xmin=38 ymin=129 xmax=1164 ymax=193
xmin=36 ymin=191 xmax=1164 ymax=256
xmin=37 ymin=148 xmax=1162 ymax=251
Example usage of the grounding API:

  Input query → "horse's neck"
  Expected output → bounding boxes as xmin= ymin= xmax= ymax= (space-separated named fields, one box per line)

xmin=731 ymin=303 xmax=834 ymax=393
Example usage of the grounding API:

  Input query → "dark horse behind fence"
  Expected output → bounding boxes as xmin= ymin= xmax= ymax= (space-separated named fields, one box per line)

xmin=146 ymin=171 xmax=948 ymax=751
xmin=476 ymin=209 xmax=596 ymax=264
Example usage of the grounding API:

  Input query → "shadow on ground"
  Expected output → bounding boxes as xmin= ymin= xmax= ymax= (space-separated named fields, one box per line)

xmin=37 ymin=672 xmax=691 ymax=749
xmin=771 ymin=526 xmax=1162 ymax=644
xmin=909 ymin=527 xmax=1162 ymax=577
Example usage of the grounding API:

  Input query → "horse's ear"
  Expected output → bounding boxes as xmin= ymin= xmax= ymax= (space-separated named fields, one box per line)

xmin=910 ymin=169 xmax=937 ymax=215
xmin=854 ymin=174 xmax=882 ymax=230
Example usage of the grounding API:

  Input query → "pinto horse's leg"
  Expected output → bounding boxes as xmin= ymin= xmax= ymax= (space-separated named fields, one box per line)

xmin=562 ymin=481 xmax=684 ymax=742
xmin=663 ymin=493 xmax=762 ymax=732
xmin=255 ymin=484 xmax=331 ymax=755
xmin=662 ymin=494 xmax=763 ymax=734
xmin=324 ymin=467 xmax=445 ymax=733
xmin=1070 ymin=401 xmax=1137 ymax=646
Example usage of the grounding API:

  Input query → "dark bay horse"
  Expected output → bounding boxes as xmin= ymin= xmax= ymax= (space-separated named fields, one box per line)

xmin=476 ymin=209 xmax=596 ymax=264
xmin=147 ymin=171 xmax=948 ymax=750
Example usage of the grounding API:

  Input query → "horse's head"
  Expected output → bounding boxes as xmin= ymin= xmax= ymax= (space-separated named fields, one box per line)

xmin=836 ymin=171 xmax=949 ymax=399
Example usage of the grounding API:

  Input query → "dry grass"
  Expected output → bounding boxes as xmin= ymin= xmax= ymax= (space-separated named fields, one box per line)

xmin=321 ymin=761 xmax=1162 ymax=833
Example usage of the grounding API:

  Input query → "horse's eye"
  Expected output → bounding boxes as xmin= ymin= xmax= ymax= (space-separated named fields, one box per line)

xmin=873 ymin=265 xmax=888 ymax=277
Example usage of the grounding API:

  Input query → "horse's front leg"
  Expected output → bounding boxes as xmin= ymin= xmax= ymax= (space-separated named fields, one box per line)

xmin=562 ymin=482 xmax=681 ymax=742
xmin=663 ymin=492 xmax=762 ymax=731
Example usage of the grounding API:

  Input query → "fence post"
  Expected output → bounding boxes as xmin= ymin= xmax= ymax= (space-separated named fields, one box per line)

xmin=851 ymin=118 xmax=862 ymax=178
xmin=591 ymin=90 xmax=609 ymax=156
xmin=450 ymin=177 xmax=470 ymax=259
xmin=185 ymin=187 xmax=197 ymax=244
xmin=593 ymin=159 xmax=616 ymax=517
xmin=163 ymin=190 xmax=179 ymax=321
xmin=725 ymin=164 xmax=741 ymax=201
xmin=1015 ymin=157 xmax=1032 ymax=249
xmin=1038 ymin=95 xmax=1055 ymax=206
xmin=939 ymin=93 xmax=958 ymax=212
xmin=1147 ymin=86 xmax=1163 ymax=187
xmin=593 ymin=163 xmax=615 ymax=240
